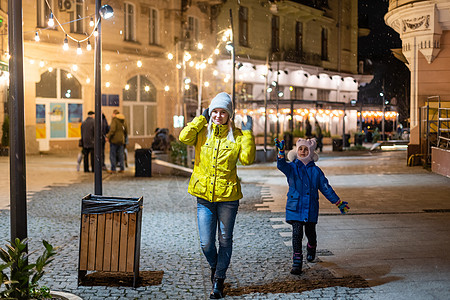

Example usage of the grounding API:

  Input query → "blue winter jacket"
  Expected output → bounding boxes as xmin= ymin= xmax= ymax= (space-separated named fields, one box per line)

xmin=277 ymin=157 xmax=340 ymax=223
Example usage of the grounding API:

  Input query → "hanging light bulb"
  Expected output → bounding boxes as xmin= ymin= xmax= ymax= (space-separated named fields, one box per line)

xmin=48 ymin=12 xmax=55 ymax=27
xmin=137 ymin=60 xmax=143 ymax=68
xmin=77 ymin=42 xmax=82 ymax=55
xmin=89 ymin=17 xmax=94 ymax=27
xmin=63 ymin=35 xmax=69 ymax=51
xmin=164 ymin=85 xmax=170 ymax=92
xmin=167 ymin=53 xmax=174 ymax=60
xmin=86 ymin=40 xmax=92 ymax=51
xmin=34 ymin=31 xmax=40 ymax=42
xmin=93 ymin=29 xmax=98 ymax=37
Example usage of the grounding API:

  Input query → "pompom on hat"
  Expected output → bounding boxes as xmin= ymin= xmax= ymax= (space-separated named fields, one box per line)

xmin=287 ymin=138 xmax=319 ymax=164
xmin=208 ymin=92 xmax=234 ymax=117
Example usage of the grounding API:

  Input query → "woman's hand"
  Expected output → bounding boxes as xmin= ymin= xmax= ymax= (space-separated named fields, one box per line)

xmin=241 ymin=116 xmax=253 ymax=131
xmin=202 ymin=108 xmax=210 ymax=123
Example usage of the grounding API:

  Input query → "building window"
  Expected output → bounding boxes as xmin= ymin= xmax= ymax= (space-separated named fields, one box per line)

xmin=36 ymin=68 xmax=81 ymax=99
xmin=70 ymin=0 xmax=85 ymax=34
xmin=317 ymin=89 xmax=329 ymax=101
xmin=149 ymin=8 xmax=159 ymax=45
xmin=295 ymin=22 xmax=303 ymax=56
xmin=271 ymin=15 xmax=280 ymax=53
xmin=292 ymin=87 xmax=303 ymax=100
xmin=185 ymin=16 xmax=199 ymax=50
xmin=37 ymin=0 xmax=52 ymax=28
xmin=124 ymin=2 xmax=136 ymax=41
xmin=123 ymin=75 xmax=157 ymax=136
xmin=321 ymin=27 xmax=328 ymax=61
xmin=239 ymin=6 xmax=248 ymax=47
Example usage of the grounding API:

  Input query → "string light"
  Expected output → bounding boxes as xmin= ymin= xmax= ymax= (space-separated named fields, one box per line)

xmin=137 ymin=60 xmax=143 ymax=68
xmin=72 ymin=64 xmax=78 ymax=71
xmin=94 ymin=29 xmax=98 ymax=37
xmin=63 ymin=34 xmax=69 ymax=51
xmin=105 ymin=64 xmax=110 ymax=71
xmin=34 ymin=31 xmax=40 ymax=42
xmin=48 ymin=12 xmax=54 ymax=27
xmin=124 ymin=84 xmax=130 ymax=90
xmin=48 ymin=67 xmax=53 ymax=72
xmin=89 ymin=17 xmax=94 ymax=27
xmin=105 ymin=82 xmax=110 ymax=87
xmin=77 ymin=42 xmax=82 ymax=55
xmin=86 ymin=40 xmax=92 ymax=51
xmin=168 ymin=53 xmax=174 ymax=60
xmin=164 ymin=85 xmax=170 ymax=91
xmin=86 ymin=78 xmax=91 ymax=84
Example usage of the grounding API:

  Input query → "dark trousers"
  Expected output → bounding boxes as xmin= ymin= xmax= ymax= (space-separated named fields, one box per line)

xmin=291 ymin=221 xmax=317 ymax=254
xmin=82 ymin=147 xmax=94 ymax=172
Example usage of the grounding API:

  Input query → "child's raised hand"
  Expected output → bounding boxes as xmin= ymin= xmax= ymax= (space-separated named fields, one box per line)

xmin=335 ymin=200 xmax=350 ymax=214
xmin=274 ymin=138 xmax=285 ymax=157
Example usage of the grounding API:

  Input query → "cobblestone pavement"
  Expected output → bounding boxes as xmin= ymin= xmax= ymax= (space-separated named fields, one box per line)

xmin=1 ymin=150 xmax=449 ymax=299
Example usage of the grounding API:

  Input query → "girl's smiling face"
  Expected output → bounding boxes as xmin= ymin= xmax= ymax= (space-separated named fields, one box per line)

xmin=211 ymin=108 xmax=229 ymax=125
xmin=298 ymin=145 xmax=309 ymax=158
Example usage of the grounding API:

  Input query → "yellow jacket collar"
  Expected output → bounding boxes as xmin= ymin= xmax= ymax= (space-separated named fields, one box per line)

xmin=211 ymin=123 xmax=229 ymax=138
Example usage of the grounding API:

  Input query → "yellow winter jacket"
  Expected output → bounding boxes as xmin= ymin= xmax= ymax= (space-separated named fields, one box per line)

xmin=179 ymin=116 xmax=256 ymax=202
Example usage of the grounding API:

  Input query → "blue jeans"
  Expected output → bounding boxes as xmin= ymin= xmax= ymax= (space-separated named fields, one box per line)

xmin=197 ymin=197 xmax=239 ymax=279
xmin=110 ymin=143 xmax=124 ymax=171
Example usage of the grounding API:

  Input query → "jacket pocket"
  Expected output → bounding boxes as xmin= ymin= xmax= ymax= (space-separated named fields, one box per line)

xmin=216 ymin=178 xmax=237 ymax=198
xmin=192 ymin=173 xmax=207 ymax=194
xmin=286 ymin=190 xmax=300 ymax=211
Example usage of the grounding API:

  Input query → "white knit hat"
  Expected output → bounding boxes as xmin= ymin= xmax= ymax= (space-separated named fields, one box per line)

xmin=208 ymin=92 xmax=233 ymax=117
xmin=287 ymin=138 xmax=319 ymax=164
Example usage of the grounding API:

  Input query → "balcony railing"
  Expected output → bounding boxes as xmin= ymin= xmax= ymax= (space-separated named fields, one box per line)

xmin=388 ymin=0 xmax=426 ymax=11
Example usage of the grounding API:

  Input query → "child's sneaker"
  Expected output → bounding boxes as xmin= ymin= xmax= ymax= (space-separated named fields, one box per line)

xmin=290 ymin=253 xmax=303 ymax=275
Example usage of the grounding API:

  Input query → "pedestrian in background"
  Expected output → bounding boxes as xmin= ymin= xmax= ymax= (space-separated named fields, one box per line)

xmin=101 ymin=113 xmax=110 ymax=171
xmin=305 ymin=118 xmax=312 ymax=139
xmin=80 ymin=111 xmax=95 ymax=172
xmin=315 ymin=120 xmax=323 ymax=152
xmin=275 ymin=138 xmax=349 ymax=275
xmin=106 ymin=109 xmax=128 ymax=173
xmin=179 ymin=92 xmax=256 ymax=299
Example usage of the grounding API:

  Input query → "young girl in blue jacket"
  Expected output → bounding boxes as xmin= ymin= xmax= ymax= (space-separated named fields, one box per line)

xmin=275 ymin=138 xmax=349 ymax=275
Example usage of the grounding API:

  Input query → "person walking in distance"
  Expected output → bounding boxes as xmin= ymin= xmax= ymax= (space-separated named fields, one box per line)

xmin=101 ymin=113 xmax=110 ymax=171
xmin=179 ymin=92 xmax=256 ymax=299
xmin=106 ymin=109 xmax=128 ymax=173
xmin=80 ymin=111 xmax=95 ymax=172
xmin=275 ymin=138 xmax=349 ymax=275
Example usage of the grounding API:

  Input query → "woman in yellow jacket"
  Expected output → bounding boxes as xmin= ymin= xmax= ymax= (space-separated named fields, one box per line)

xmin=179 ymin=92 xmax=255 ymax=299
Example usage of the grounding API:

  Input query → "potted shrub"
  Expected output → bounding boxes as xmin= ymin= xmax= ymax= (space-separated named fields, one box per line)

xmin=0 ymin=238 xmax=56 ymax=299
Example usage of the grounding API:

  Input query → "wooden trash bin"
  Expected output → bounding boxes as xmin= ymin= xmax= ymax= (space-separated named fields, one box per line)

xmin=78 ymin=194 xmax=143 ymax=287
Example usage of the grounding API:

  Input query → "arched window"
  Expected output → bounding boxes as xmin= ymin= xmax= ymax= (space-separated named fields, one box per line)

xmin=122 ymin=75 xmax=157 ymax=137
xmin=36 ymin=69 xmax=81 ymax=99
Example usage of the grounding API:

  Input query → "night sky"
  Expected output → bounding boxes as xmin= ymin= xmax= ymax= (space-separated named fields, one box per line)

xmin=358 ymin=0 xmax=410 ymax=124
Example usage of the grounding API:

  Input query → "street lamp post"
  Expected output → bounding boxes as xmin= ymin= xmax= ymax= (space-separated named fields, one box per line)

xmin=94 ymin=2 xmax=114 ymax=195
xmin=8 ymin=0 xmax=27 ymax=243
xmin=229 ymin=9 xmax=236 ymax=115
